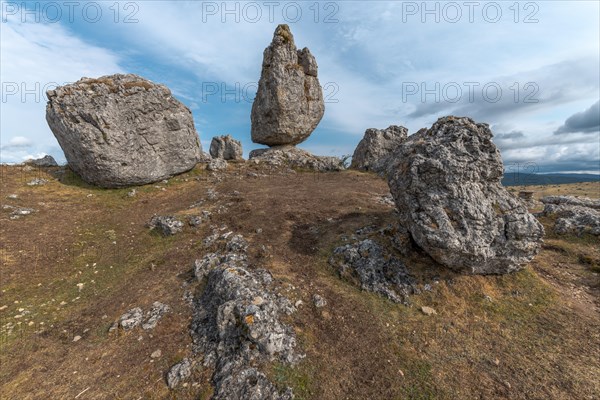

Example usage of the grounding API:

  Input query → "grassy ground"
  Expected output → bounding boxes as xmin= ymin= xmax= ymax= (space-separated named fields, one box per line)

xmin=1 ymin=164 xmax=598 ymax=399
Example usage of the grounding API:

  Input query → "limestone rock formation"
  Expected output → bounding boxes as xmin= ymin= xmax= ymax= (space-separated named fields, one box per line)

xmin=210 ymin=135 xmax=243 ymax=160
xmin=25 ymin=155 xmax=58 ymax=167
xmin=541 ymin=195 xmax=600 ymax=210
xmin=191 ymin=233 xmax=300 ymax=399
xmin=249 ymin=146 xmax=342 ymax=172
xmin=541 ymin=196 xmax=600 ymax=236
xmin=387 ymin=116 xmax=544 ymax=274
xmin=351 ymin=125 xmax=408 ymax=173
xmin=45 ymin=74 xmax=202 ymax=188
xmin=329 ymin=239 xmax=415 ymax=304
xmin=251 ymin=24 xmax=324 ymax=146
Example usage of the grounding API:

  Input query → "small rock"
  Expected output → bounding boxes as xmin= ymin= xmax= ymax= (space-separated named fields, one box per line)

xmin=166 ymin=358 xmax=192 ymax=389
xmin=313 ymin=294 xmax=327 ymax=308
xmin=148 ymin=215 xmax=183 ymax=236
xmin=421 ymin=306 xmax=437 ymax=316
xmin=26 ymin=178 xmax=48 ymax=186
xmin=118 ymin=307 xmax=143 ymax=330
xmin=73 ymin=335 xmax=82 ymax=342
xmin=151 ymin=349 xmax=162 ymax=359
xmin=207 ymin=158 xmax=228 ymax=172
xmin=142 ymin=302 xmax=171 ymax=330
xmin=127 ymin=189 xmax=137 ymax=197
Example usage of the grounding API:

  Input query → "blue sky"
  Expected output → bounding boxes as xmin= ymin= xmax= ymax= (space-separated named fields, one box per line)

xmin=1 ymin=0 xmax=599 ymax=173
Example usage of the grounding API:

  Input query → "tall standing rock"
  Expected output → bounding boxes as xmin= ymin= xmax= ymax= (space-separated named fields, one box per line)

xmin=351 ymin=125 xmax=408 ymax=173
xmin=387 ymin=116 xmax=544 ymax=274
xmin=46 ymin=74 xmax=202 ymax=188
xmin=251 ymin=24 xmax=324 ymax=146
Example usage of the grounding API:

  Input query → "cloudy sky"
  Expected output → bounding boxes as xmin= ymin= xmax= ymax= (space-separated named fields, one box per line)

xmin=1 ymin=0 xmax=599 ymax=173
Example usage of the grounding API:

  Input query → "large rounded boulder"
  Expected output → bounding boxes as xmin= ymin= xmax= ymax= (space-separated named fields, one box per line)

xmin=46 ymin=74 xmax=202 ymax=187
xmin=387 ymin=116 xmax=544 ymax=274
xmin=251 ymin=24 xmax=324 ymax=146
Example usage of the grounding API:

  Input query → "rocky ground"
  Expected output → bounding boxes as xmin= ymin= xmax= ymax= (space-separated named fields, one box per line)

xmin=1 ymin=163 xmax=599 ymax=399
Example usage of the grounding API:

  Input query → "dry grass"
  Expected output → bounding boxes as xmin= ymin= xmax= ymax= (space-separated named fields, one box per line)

xmin=1 ymin=164 xmax=598 ymax=399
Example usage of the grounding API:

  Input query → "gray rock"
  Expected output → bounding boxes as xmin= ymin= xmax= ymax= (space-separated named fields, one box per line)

xmin=26 ymin=178 xmax=48 ymax=186
xmin=45 ymin=74 xmax=202 ymax=188
xmin=167 ymin=358 xmax=193 ymax=388
xmin=118 ymin=307 xmax=143 ymax=330
xmin=251 ymin=24 xmax=324 ymax=146
xmin=148 ymin=215 xmax=183 ymax=236
xmin=191 ymin=233 xmax=299 ymax=399
xmin=387 ymin=116 xmax=544 ymax=274
xmin=312 ymin=294 xmax=327 ymax=308
xmin=25 ymin=155 xmax=58 ymax=167
xmin=210 ymin=135 xmax=244 ymax=160
xmin=329 ymin=239 xmax=414 ymax=304
xmin=249 ymin=146 xmax=342 ymax=172
xmin=542 ymin=204 xmax=600 ymax=236
xmin=207 ymin=158 xmax=228 ymax=172
xmin=541 ymin=195 xmax=600 ymax=210
xmin=142 ymin=301 xmax=171 ymax=330
xmin=351 ymin=126 xmax=408 ymax=173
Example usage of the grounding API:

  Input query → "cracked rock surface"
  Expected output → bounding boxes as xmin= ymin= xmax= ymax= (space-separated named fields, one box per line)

xmin=386 ymin=116 xmax=544 ymax=274
xmin=190 ymin=233 xmax=300 ymax=399
xmin=251 ymin=24 xmax=324 ymax=146
xmin=46 ymin=73 xmax=202 ymax=187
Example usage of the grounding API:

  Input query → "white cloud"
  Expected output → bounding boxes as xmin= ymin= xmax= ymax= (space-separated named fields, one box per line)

xmin=0 ymin=17 xmax=123 ymax=163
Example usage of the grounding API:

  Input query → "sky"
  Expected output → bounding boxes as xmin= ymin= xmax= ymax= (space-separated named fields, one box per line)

xmin=1 ymin=0 xmax=599 ymax=174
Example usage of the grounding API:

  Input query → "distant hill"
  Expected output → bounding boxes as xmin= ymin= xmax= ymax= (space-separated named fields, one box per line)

xmin=502 ymin=173 xmax=600 ymax=186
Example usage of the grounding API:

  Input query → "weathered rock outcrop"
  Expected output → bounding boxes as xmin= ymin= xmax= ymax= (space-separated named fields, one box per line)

xmin=251 ymin=24 xmax=324 ymax=146
xmin=541 ymin=197 xmax=600 ymax=236
xmin=46 ymin=74 xmax=202 ymax=188
xmin=329 ymin=239 xmax=414 ymax=304
xmin=351 ymin=125 xmax=408 ymax=173
xmin=190 ymin=233 xmax=300 ymax=399
xmin=541 ymin=195 xmax=600 ymax=210
xmin=210 ymin=135 xmax=243 ymax=160
xmin=25 ymin=155 xmax=58 ymax=167
xmin=249 ymin=146 xmax=342 ymax=172
xmin=387 ymin=116 xmax=544 ymax=274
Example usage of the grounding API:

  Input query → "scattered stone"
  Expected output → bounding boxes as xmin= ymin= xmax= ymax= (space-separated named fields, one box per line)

xmin=542 ymin=203 xmax=600 ymax=236
xmin=26 ymin=178 xmax=48 ymax=186
xmin=207 ymin=158 xmax=228 ymax=172
xmin=188 ymin=215 xmax=203 ymax=227
xmin=148 ymin=215 xmax=184 ymax=236
xmin=386 ymin=116 xmax=544 ymax=274
xmin=251 ymin=24 xmax=324 ymax=146
xmin=73 ymin=335 xmax=82 ymax=342
xmin=167 ymin=358 xmax=193 ymax=389
xmin=249 ymin=146 xmax=343 ymax=172
xmin=25 ymin=155 xmax=58 ymax=167
xmin=191 ymin=233 xmax=299 ymax=399
xmin=351 ymin=125 xmax=408 ymax=173
xmin=541 ymin=195 xmax=600 ymax=210
xmin=329 ymin=239 xmax=414 ymax=304
xmin=210 ymin=135 xmax=244 ymax=160
xmin=7 ymin=194 xmax=18 ymax=199
xmin=420 ymin=306 xmax=437 ymax=316
xmin=151 ymin=349 xmax=162 ymax=359
xmin=45 ymin=74 xmax=203 ymax=187
xmin=142 ymin=302 xmax=171 ymax=330
xmin=9 ymin=207 xmax=36 ymax=219
xmin=312 ymin=294 xmax=327 ymax=308
xmin=117 ymin=307 xmax=143 ymax=330
xmin=127 ymin=189 xmax=137 ymax=197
